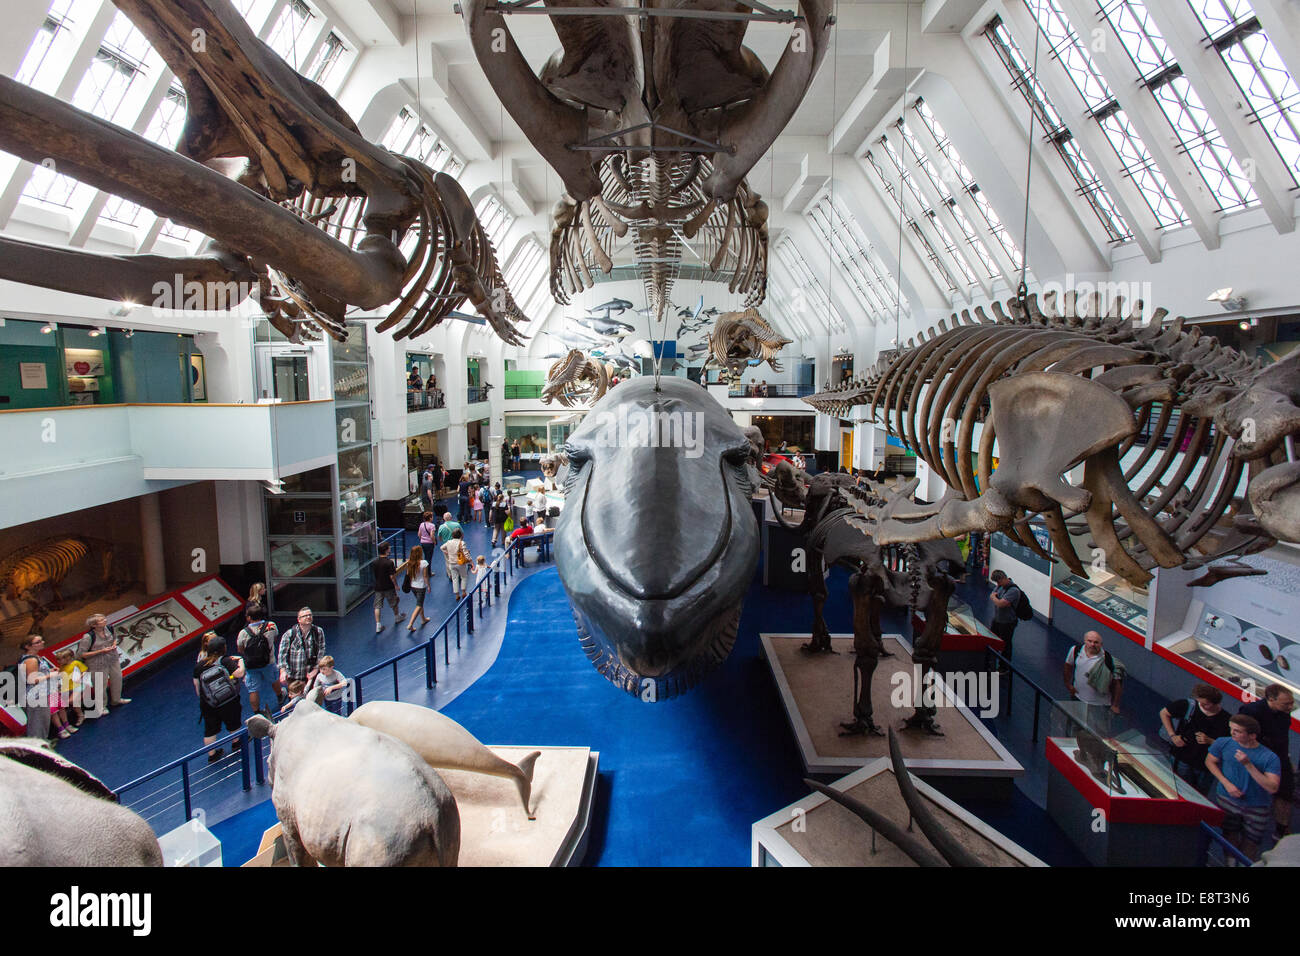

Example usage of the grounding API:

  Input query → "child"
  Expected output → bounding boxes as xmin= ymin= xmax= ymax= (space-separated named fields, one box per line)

xmin=53 ymin=647 xmax=87 ymax=729
xmin=474 ymin=555 xmax=489 ymax=585
xmin=280 ymin=679 xmax=307 ymax=716
xmin=309 ymin=656 xmax=350 ymax=715
xmin=471 ymin=484 xmax=485 ymax=523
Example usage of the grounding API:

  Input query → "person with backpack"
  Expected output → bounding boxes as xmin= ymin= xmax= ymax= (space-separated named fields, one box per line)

xmin=1159 ymin=683 xmax=1230 ymax=792
xmin=278 ymin=607 xmax=326 ymax=695
xmin=490 ymin=493 xmax=510 ymax=547
xmin=988 ymin=570 xmax=1030 ymax=669
xmin=1064 ymin=631 xmax=1125 ymax=733
xmin=236 ymin=603 xmax=280 ymax=717
xmin=193 ymin=635 xmax=245 ymax=763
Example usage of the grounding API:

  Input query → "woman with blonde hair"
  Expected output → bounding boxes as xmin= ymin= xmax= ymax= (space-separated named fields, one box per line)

xmin=403 ymin=545 xmax=431 ymax=631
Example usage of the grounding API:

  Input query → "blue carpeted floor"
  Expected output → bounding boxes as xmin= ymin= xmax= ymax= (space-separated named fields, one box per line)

xmin=439 ymin=566 xmax=816 ymax=866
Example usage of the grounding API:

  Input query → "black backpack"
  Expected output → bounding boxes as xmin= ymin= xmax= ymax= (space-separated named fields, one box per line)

xmin=198 ymin=661 xmax=239 ymax=709
xmin=242 ymin=622 xmax=272 ymax=670
xmin=1014 ymin=588 xmax=1033 ymax=621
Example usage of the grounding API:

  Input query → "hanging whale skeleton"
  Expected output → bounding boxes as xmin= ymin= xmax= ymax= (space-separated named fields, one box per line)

xmin=0 ymin=0 xmax=531 ymax=346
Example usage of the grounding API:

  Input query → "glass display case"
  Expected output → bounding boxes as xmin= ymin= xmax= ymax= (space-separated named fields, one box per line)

xmin=1053 ymin=570 xmax=1149 ymax=634
xmin=1160 ymin=604 xmax=1300 ymax=700
xmin=1046 ymin=702 xmax=1200 ymax=801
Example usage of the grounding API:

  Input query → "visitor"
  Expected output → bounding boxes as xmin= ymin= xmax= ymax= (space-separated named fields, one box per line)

xmin=457 ymin=472 xmax=472 ymax=522
xmin=372 ymin=541 xmax=401 ymax=633
xmin=1205 ymin=714 xmax=1282 ymax=861
xmin=761 ymin=380 xmax=769 ymax=397
xmin=474 ymin=555 xmax=489 ymax=586
xmin=511 ymin=440 xmax=522 ymax=471
xmin=437 ymin=512 xmax=461 ymax=546
xmin=1240 ymin=684 xmax=1296 ymax=838
xmin=431 ymin=461 xmax=445 ymax=496
xmin=52 ymin=646 xmax=87 ymax=730
xmin=222 ymin=581 xmax=266 ymax=639
xmin=403 ymin=544 xmax=431 ymax=630
xmin=18 ymin=636 xmax=64 ymax=741
xmin=1160 ymin=683 xmax=1230 ymax=792
xmin=510 ymin=520 xmax=535 ymax=541
xmin=490 ymin=493 xmax=510 ymax=546
xmin=417 ymin=510 xmax=437 ymax=550
xmin=278 ymin=607 xmax=325 ymax=695
xmin=1063 ymin=631 xmax=1124 ymax=734
xmin=237 ymin=603 xmax=280 ymax=717
xmin=502 ymin=438 xmax=511 ymax=469
xmin=77 ymin=613 xmax=130 ymax=715
xmin=420 ymin=469 xmax=437 ymax=513
xmin=478 ymin=482 xmax=493 ymax=518
xmin=530 ymin=488 xmax=549 ymax=524
xmin=309 ymin=656 xmax=349 ymax=715
xmin=193 ymin=636 xmax=244 ymax=764
xmin=280 ymin=679 xmax=306 ymax=717
xmin=441 ymin=529 xmax=471 ymax=600
xmin=407 ymin=367 xmax=422 ymax=390
xmin=471 ymin=483 xmax=485 ymax=523
xmin=988 ymin=570 xmax=1023 ymax=669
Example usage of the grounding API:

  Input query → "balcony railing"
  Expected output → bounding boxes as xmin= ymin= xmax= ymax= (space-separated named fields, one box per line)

xmin=727 ymin=384 xmax=816 ymax=398
xmin=504 ymin=384 xmax=543 ymax=399
xmin=466 ymin=386 xmax=489 ymax=404
xmin=407 ymin=389 xmax=446 ymax=412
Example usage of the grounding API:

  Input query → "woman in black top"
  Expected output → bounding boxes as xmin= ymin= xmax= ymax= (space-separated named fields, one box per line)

xmin=193 ymin=636 xmax=245 ymax=763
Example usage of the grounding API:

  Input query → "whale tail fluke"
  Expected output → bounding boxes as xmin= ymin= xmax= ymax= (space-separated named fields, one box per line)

xmin=515 ymin=750 xmax=542 ymax=819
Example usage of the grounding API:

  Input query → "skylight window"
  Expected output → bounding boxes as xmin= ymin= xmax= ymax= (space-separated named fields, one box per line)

xmin=1022 ymin=0 xmax=1187 ymax=228
xmin=772 ymin=239 xmax=845 ymax=334
xmin=806 ymin=196 xmax=908 ymax=324
xmin=266 ymin=0 xmax=316 ymax=68
xmin=305 ymin=30 xmax=353 ymax=94
xmin=985 ymin=15 xmax=1132 ymax=242
xmin=100 ymin=84 xmax=188 ymax=227
xmin=232 ymin=0 xmax=277 ymax=34
xmin=475 ymin=194 xmax=515 ymax=247
xmin=1186 ymin=0 xmax=1300 ymax=185
xmin=1097 ymin=0 xmax=1257 ymax=210
xmin=862 ymin=150 xmax=960 ymax=293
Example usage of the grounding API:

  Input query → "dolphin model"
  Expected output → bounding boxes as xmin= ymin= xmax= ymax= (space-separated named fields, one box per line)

xmin=554 ymin=377 xmax=761 ymax=700
xmin=571 ymin=314 xmax=635 ymax=337
xmin=349 ymin=701 xmax=541 ymax=818
xmin=587 ymin=298 xmax=633 ymax=316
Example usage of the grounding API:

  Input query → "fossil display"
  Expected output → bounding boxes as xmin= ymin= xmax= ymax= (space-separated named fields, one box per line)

xmin=542 ymin=349 xmax=611 ymax=407
xmin=0 ymin=0 xmax=530 ymax=345
xmin=461 ymin=0 xmax=834 ymax=324
xmin=704 ymin=307 xmax=793 ymax=381
xmin=804 ymin=293 xmax=1300 ymax=585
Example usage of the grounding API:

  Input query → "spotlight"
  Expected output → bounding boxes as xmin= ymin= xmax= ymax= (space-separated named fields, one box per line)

xmin=110 ymin=301 xmax=137 ymax=318
xmin=1207 ymin=287 xmax=1248 ymax=311
xmin=41 ymin=322 xmax=56 ymax=334
xmin=122 ymin=329 xmax=135 ymax=339
xmin=88 ymin=326 xmax=105 ymax=337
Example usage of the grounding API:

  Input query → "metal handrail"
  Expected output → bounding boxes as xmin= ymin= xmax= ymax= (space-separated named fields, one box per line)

xmin=984 ymin=646 xmax=1063 ymax=743
xmin=1197 ymin=821 xmax=1255 ymax=867
xmin=114 ymin=537 xmax=529 ymax=829
xmin=378 ymin=526 xmax=406 ymax=561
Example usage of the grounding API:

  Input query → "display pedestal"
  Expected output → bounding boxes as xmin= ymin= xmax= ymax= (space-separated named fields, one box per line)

xmin=761 ymin=633 xmax=1022 ymax=787
xmin=1045 ymin=737 xmax=1222 ymax=866
xmin=752 ymin=758 xmax=1045 ymax=867
xmin=158 ymin=817 xmax=222 ymax=867
xmin=244 ymin=746 xmax=598 ymax=867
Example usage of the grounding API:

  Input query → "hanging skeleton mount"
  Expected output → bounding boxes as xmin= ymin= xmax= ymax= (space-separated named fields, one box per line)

xmin=804 ymin=293 xmax=1300 ymax=586
xmin=462 ymin=0 xmax=834 ymax=322
xmin=0 ymin=0 xmax=530 ymax=346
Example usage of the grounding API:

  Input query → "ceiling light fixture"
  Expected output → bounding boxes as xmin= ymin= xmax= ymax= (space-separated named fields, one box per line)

xmin=88 ymin=326 xmax=105 ymax=337
xmin=110 ymin=300 xmax=138 ymax=318
xmin=41 ymin=322 xmax=56 ymax=334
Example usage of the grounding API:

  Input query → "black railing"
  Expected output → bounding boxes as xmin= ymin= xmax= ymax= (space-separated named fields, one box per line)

xmin=113 ymin=537 xmax=529 ymax=835
xmin=466 ymin=386 xmax=489 ymax=404
xmin=407 ymin=389 xmax=446 ymax=411
xmin=727 ymin=383 xmax=815 ymax=398
xmin=505 ymin=384 xmax=544 ymax=399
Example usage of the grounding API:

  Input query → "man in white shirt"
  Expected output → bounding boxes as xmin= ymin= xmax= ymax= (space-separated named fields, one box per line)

xmin=1064 ymin=630 xmax=1125 ymax=734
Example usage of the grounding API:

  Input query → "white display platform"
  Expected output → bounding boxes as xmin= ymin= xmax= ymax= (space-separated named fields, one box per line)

xmin=159 ymin=817 xmax=222 ymax=867
xmin=752 ymin=758 xmax=1045 ymax=867
xmin=762 ymin=633 xmax=1022 ymax=778
xmin=245 ymin=746 xmax=598 ymax=867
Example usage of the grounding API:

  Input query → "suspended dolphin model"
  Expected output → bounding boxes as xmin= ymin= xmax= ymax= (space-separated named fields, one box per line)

xmin=572 ymin=314 xmax=635 ymax=337
xmin=587 ymin=298 xmax=634 ymax=316
xmin=555 ymin=378 xmax=762 ymax=700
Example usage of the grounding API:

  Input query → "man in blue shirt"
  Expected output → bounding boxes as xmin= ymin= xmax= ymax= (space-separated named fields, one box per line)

xmin=1206 ymin=714 xmax=1282 ymax=861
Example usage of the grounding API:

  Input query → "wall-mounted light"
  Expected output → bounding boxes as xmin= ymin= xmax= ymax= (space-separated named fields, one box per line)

xmin=41 ymin=322 xmax=56 ymax=334
xmin=88 ymin=326 xmax=105 ymax=337
xmin=110 ymin=301 xmax=138 ymax=318
xmin=1207 ymin=287 xmax=1248 ymax=311
xmin=122 ymin=329 xmax=135 ymax=338
xmin=1238 ymin=317 xmax=1258 ymax=332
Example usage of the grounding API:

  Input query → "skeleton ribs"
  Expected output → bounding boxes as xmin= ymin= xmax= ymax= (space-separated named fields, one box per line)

xmin=0 ymin=0 xmax=529 ymax=345
xmin=804 ymin=293 xmax=1300 ymax=585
